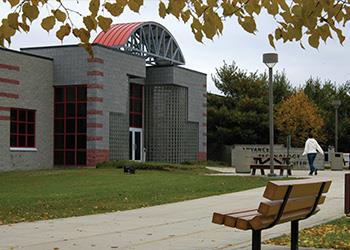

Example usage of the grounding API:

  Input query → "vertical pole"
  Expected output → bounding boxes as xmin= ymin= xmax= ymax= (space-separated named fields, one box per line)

xmin=291 ymin=220 xmax=299 ymax=250
xmin=345 ymin=173 xmax=350 ymax=215
xmin=269 ymin=67 xmax=275 ymax=176
xmin=335 ymin=107 xmax=338 ymax=152
xmin=252 ymin=230 xmax=261 ymax=250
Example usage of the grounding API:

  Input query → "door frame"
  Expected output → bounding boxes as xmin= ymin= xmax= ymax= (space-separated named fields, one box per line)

xmin=129 ymin=127 xmax=143 ymax=161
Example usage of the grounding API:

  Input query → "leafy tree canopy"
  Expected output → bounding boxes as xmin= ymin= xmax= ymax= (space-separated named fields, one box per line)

xmin=1 ymin=0 xmax=350 ymax=53
xmin=208 ymin=61 xmax=293 ymax=146
xmin=275 ymin=90 xmax=325 ymax=147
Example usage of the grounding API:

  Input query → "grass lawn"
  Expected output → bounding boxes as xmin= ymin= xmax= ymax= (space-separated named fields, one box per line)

xmin=264 ymin=217 xmax=350 ymax=249
xmin=0 ymin=167 xmax=268 ymax=225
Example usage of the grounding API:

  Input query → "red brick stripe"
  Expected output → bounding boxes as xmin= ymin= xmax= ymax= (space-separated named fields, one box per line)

xmin=197 ymin=152 xmax=207 ymax=161
xmin=0 ymin=92 xmax=18 ymax=99
xmin=87 ymin=71 xmax=104 ymax=76
xmin=87 ymin=83 xmax=104 ymax=89
xmin=87 ymin=97 xmax=103 ymax=103
xmin=87 ymin=123 xmax=103 ymax=128
xmin=87 ymin=109 xmax=103 ymax=115
xmin=0 ymin=106 xmax=11 ymax=111
xmin=87 ymin=58 xmax=104 ymax=64
xmin=0 ymin=64 xmax=19 ymax=71
xmin=0 ymin=77 xmax=20 ymax=85
xmin=87 ymin=136 xmax=103 ymax=141
xmin=87 ymin=149 xmax=109 ymax=166
xmin=0 ymin=115 xmax=10 ymax=120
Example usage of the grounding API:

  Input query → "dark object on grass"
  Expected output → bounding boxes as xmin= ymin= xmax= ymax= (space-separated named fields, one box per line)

xmin=124 ymin=166 xmax=135 ymax=174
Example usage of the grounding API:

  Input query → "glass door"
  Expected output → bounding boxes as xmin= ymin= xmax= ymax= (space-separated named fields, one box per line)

xmin=129 ymin=128 xmax=143 ymax=161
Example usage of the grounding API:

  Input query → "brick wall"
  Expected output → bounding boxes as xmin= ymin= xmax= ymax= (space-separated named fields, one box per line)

xmin=0 ymin=48 xmax=53 ymax=171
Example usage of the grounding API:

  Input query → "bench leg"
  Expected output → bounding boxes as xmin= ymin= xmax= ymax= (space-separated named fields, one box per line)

xmin=280 ymin=168 xmax=283 ymax=176
xmin=288 ymin=169 xmax=292 ymax=176
xmin=252 ymin=168 xmax=256 ymax=175
xmin=261 ymin=169 xmax=265 ymax=175
xmin=252 ymin=230 xmax=261 ymax=250
xmin=291 ymin=220 xmax=299 ymax=250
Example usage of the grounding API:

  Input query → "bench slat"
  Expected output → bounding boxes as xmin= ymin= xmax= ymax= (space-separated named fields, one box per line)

xmin=263 ymin=179 xmax=331 ymax=200
xmin=212 ymin=208 xmax=256 ymax=225
xmin=258 ymin=195 xmax=326 ymax=216
xmin=223 ymin=210 xmax=259 ymax=228
xmin=249 ymin=207 xmax=320 ymax=230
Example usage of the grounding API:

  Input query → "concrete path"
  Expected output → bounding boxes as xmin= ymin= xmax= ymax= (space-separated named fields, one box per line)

xmin=0 ymin=169 xmax=347 ymax=250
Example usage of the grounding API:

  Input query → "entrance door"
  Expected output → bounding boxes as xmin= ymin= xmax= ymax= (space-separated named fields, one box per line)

xmin=129 ymin=128 xmax=143 ymax=161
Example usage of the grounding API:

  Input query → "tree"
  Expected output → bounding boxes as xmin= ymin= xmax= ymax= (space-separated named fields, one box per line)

xmin=1 ymin=0 xmax=350 ymax=54
xmin=208 ymin=61 xmax=293 ymax=147
xmin=304 ymin=78 xmax=350 ymax=151
xmin=275 ymin=91 xmax=325 ymax=147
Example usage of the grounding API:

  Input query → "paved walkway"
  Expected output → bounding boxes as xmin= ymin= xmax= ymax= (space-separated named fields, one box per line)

xmin=0 ymin=169 xmax=347 ymax=250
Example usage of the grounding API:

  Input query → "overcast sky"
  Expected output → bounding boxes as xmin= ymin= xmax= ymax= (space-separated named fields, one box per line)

xmin=1 ymin=1 xmax=350 ymax=94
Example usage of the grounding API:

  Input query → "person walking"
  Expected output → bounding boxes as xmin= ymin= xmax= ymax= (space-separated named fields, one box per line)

xmin=302 ymin=132 xmax=324 ymax=175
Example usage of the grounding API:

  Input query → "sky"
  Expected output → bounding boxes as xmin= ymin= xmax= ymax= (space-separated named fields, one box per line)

xmin=1 ymin=1 xmax=350 ymax=94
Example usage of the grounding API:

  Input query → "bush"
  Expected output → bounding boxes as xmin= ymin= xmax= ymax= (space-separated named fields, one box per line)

xmin=96 ymin=160 xmax=207 ymax=171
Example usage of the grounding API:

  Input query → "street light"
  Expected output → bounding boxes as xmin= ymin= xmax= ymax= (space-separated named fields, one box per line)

xmin=263 ymin=53 xmax=278 ymax=177
xmin=331 ymin=99 xmax=341 ymax=152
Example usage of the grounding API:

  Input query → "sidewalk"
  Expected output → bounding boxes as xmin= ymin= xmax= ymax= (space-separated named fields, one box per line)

xmin=0 ymin=169 xmax=346 ymax=250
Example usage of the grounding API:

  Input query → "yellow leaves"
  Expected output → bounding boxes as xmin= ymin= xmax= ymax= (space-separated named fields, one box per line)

xmin=56 ymin=24 xmax=71 ymax=41
xmin=181 ymin=10 xmax=191 ymax=23
xmin=275 ymin=91 xmax=325 ymax=147
xmin=319 ymin=24 xmax=331 ymax=42
xmin=97 ymin=16 xmax=112 ymax=32
xmin=308 ymin=32 xmax=320 ymax=48
xmin=83 ymin=15 xmax=97 ymax=31
xmin=41 ymin=16 xmax=56 ymax=32
xmin=73 ymin=28 xmax=90 ymax=43
xmin=52 ymin=9 xmax=66 ymax=23
xmin=238 ymin=16 xmax=256 ymax=33
xmin=22 ymin=2 xmax=39 ymax=22
xmin=89 ymin=0 xmax=100 ymax=17
xmin=167 ymin=0 xmax=186 ymax=19
xmin=7 ymin=13 xmax=19 ymax=29
xmin=268 ymin=34 xmax=275 ymax=49
xmin=128 ymin=0 xmax=144 ymax=13
xmin=7 ymin=0 xmax=20 ymax=7
xmin=105 ymin=2 xmax=124 ymax=17
xmin=159 ymin=1 xmax=167 ymax=18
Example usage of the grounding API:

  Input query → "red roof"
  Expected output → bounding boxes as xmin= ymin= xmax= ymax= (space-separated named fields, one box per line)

xmin=93 ymin=22 xmax=144 ymax=46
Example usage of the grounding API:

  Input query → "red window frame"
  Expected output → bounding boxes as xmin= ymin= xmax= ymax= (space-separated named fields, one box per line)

xmin=10 ymin=108 xmax=36 ymax=148
xmin=54 ymin=85 xmax=87 ymax=166
xmin=129 ymin=83 xmax=143 ymax=128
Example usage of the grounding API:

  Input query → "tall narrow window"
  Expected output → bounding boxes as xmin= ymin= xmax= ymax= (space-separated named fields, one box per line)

xmin=130 ymin=83 xmax=143 ymax=128
xmin=10 ymin=108 xmax=36 ymax=148
xmin=54 ymin=85 xmax=87 ymax=166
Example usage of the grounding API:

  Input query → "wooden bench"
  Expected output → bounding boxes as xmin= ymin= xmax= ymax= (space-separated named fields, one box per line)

xmin=250 ymin=164 xmax=292 ymax=176
xmin=212 ymin=178 xmax=332 ymax=250
xmin=251 ymin=157 xmax=292 ymax=176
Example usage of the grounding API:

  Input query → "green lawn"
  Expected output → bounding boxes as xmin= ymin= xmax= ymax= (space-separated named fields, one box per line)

xmin=264 ymin=217 xmax=350 ymax=249
xmin=0 ymin=168 xmax=268 ymax=224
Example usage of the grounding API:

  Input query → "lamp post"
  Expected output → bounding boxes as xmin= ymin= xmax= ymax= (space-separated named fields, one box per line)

xmin=331 ymin=100 xmax=341 ymax=152
xmin=263 ymin=53 xmax=278 ymax=177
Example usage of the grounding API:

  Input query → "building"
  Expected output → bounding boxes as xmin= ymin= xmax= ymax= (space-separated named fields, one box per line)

xmin=0 ymin=22 xmax=207 ymax=171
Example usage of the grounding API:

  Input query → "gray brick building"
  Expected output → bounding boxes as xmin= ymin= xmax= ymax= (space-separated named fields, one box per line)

xmin=0 ymin=21 xmax=207 ymax=170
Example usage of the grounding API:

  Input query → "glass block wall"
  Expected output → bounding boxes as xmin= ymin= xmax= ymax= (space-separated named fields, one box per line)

xmin=145 ymin=84 xmax=199 ymax=163
xmin=109 ymin=112 xmax=129 ymax=160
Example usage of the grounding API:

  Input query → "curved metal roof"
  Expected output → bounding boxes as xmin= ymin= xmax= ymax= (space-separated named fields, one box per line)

xmin=93 ymin=21 xmax=185 ymax=65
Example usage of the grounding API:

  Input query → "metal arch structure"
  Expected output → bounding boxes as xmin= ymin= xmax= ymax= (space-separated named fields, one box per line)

xmin=94 ymin=22 xmax=185 ymax=66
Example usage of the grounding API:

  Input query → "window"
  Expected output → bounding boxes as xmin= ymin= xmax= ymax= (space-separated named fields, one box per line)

xmin=130 ymin=83 xmax=143 ymax=128
xmin=54 ymin=85 xmax=87 ymax=166
xmin=10 ymin=108 xmax=36 ymax=148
